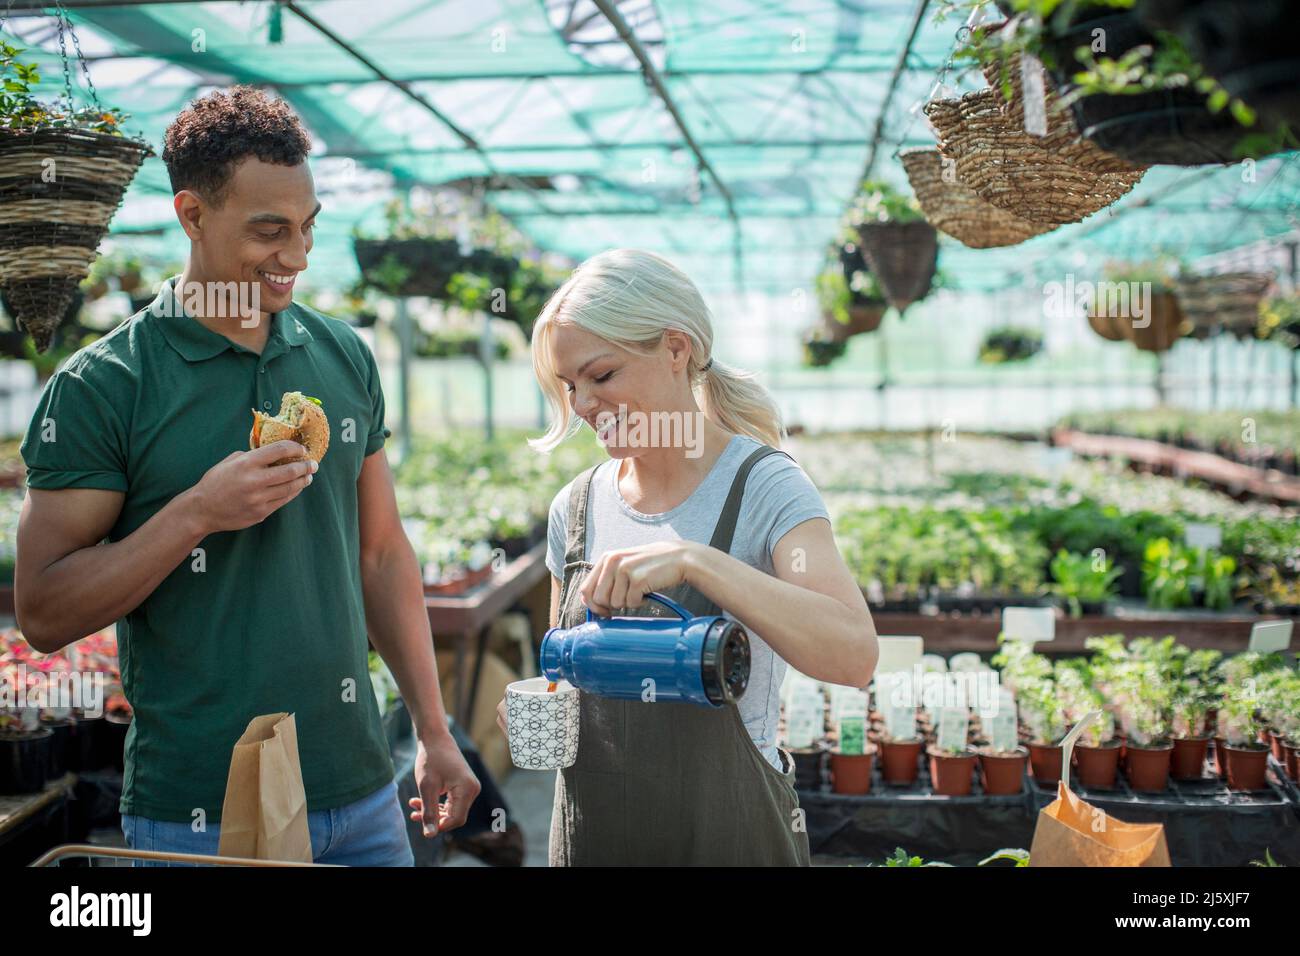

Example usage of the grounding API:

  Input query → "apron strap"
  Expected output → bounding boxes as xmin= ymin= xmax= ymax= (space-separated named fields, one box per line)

xmin=707 ymin=445 xmax=792 ymax=555
xmin=563 ymin=463 xmax=601 ymax=567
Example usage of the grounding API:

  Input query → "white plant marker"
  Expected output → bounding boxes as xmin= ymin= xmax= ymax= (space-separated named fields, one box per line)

xmin=1184 ymin=522 xmax=1222 ymax=551
xmin=937 ymin=706 xmax=970 ymax=753
xmin=1002 ymin=606 xmax=1055 ymax=644
xmin=1248 ymin=619 xmax=1293 ymax=654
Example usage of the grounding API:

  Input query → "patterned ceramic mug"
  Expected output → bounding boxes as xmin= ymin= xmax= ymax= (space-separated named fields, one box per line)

xmin=505 ymin=677 xmax=580 ymax=770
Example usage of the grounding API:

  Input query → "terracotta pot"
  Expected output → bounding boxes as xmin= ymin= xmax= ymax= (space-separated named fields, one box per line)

xmin=978 ymin=747 xmax=1028 ymax=795
xmin=1027 ymin=742 xmax=1063 ymax=786
xmin=1213 ymin=736 xmax=1228 ymax=779
xmin=830 ymin=748 xmax=876 ymax=795
xmin=1125 ymin=742 xmax=1173 ymax=793
xmin=928 ymin=749 xmax=977 ymax=796
xmin=1223 ymin=743 xmax=1270 ymax=792
xmin=1074 ymin=740 xmax=1122 ymax=789
xmin=1171 ymin=736 xmax=1210 ymax=780
xmin=879 ymin=738 xmax=923 ymax=785
xmin=1283 ymin=741 xmax=1298 ymax=781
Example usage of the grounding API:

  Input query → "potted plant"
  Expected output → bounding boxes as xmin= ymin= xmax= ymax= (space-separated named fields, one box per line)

xmin=0 ymin=39 xmax=152 ymax=351
xmin=801 ymin=330 xmax=847 ymax=369
xmin=1064 ymin=676 xmax=1122 ymax=789
xmin=1048 ymin=548 xmax=1122 ymax=618
xmin=928 ymin=739 xmax=978 ymax=797
xmin=1115 ymin=662 xmax=1175 ymax=792
xmin=830 ymin=715 xmax=875 ymax=794
xmin=1217 ymin=690 xmax=1270 ymax=792
xmin=1169 ymin=649 xmax=1219 ymax=780
xmin=1017 ymin=674 xmax=1068 ymax=785
xmin=814 ymin=249 xmax=885 ymax=342
xmin=352 ymin=194 xmax=463 ymax=298
xmin=0 ymin=662 xmax=52 ymax=794
xmin=977 ymin=742 xmax=1029 ymax=795
xmin=1092 ymin=260 xmax=1187 ymax=353
xmin=978 ymin=325 xmax=1043 ymax=364
xmin=877 ymin=708 xmax=923 ymax=786
xmin=846 ymin=179 xmax=937 ymax=314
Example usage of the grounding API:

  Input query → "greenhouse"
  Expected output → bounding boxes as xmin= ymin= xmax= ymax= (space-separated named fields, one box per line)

xmin=0 ymin=0 xmax=1298 ymax=892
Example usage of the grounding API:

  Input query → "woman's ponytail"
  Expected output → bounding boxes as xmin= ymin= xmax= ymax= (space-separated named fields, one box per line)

xmin=696 ymin=357 xmax=784 ymax=449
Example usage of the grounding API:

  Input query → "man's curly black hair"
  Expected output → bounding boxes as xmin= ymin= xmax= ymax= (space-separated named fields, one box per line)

xmin=162 ymin=86 xmax=312 ymax=207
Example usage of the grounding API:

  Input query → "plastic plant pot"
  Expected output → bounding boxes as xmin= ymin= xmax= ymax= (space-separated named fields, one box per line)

xmin=789 ymin=746 xmax=827 ymax=792
xmin=830 ymin=747 xmax=876 ymax=795
xmin=1074 ymin=740 xmax=1122 ymax=790
xmin=1223 ymin=744 xmax=1270 ymax=792
xmin=879 ymin=738 xmax=923 ymax=786
xmin=1268 ymin=730 xmax=1285 ymax=762
xmin=0 ymin=728 xmax=54 ymax=795
xmin=1213 ymin=736 xmax=1228 ymax=779
xmin=978 ymin=747 xmax=1027 ymax=795
xmin=1027 ymin=741 xmax=1063 ymax=786
xmin=1171 ymin=736 xmax=1210 ymax=780
xmin=1125 ymin=742 xmax=1174 ymax=793
xmin=42 ymin=719 xmax=72 ymax=780
xmin=928 ymin=749 xmax=977 ymax=796
xmin=1284 ymin=741 xmax=1298 ymax=782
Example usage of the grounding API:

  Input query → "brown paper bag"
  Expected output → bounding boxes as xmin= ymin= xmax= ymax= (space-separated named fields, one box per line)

xmin=217 ymin=712 xmax=313 ymax=862
xmin=1028 ymin=780 xmax=1172 ymax=866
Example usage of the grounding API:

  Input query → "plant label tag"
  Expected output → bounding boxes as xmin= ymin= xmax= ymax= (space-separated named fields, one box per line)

xmin=989 ymin=710 xmax=1018 ymax=753
xmin=838 ymin=715 xmax=866 ymax=756
xmin=1002 ymin=606 xmax=1055 ymax=643
xmin=948 ymin=652 xmax=982 ymax=673
xmin=1248 ymin=619 xmax=1293 ymax=654
xmin=1020 ymin=52 xmax=1049 ymax=136
xmin=1185 ymin=522 xmax=1222 ymax=551
xmin=876 ymin=635 xmax=924 ymax=674
xmin=937 ymin=707 xmax=969 ymax=753
xmin=785 ymin=700 xmax=822 ymax=749
xmin=831 ymin=687 xmax=869 ymax=723
xmin=883 ymin=703 xmax=916 ymax=742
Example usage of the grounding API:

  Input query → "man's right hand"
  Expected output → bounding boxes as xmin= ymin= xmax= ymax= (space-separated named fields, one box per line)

xmin=184 ymin=440 xmax=318 ymax=535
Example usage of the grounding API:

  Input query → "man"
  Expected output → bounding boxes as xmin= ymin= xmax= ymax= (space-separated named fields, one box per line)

xmin=16 ymin=86 xmax=479 ymax=865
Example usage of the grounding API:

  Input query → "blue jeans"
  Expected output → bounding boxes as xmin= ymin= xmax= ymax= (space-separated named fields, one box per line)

xmin=120 ymin=780 xmax=414 ymax=867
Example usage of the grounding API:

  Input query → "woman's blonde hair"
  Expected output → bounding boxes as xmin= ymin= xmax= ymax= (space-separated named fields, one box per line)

xmin=529 ymin=248 xmax=784 ymax=453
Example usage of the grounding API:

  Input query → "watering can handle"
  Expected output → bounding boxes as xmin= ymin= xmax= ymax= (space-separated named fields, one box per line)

xmin=584 ymin=591 xmax=691 ymax=623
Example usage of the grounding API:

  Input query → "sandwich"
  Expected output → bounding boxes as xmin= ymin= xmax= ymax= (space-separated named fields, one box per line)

xmin=249 ymin=391 xmax=330 ymax=464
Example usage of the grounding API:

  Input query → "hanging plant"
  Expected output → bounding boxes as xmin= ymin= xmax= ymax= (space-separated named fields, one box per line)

xmin=801 ymin=331 xmax=848 ymax=369
xmin=847 ymin=180 xmax=938 ymax=313
xmin=1256 ymin=294 xmax=1300 ymax=350
xmin=978 ymin=325 xmax=1043 ymax=363
xmin=1090 ymin=259 xmax=1188 ymax=352
xmin=0 ymin=34 xmax=152 ymax=351
xmin=814 ymin=250 xmax=885 ymax=342
xmin=1174 ymin=271 xmax=1274 ymax=341
xmin=961 ymin=1 xmax=1293 ymax=165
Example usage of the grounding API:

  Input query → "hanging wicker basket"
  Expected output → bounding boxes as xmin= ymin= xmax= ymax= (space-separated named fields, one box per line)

xmin=822 ymin=303 xmax=885 ymax=343
xmin=0 ymin=128 xmax=152 ymax=351
xmin=925 ymin=90 xmax=1145 ymax=226
xmin=1087 ymin=311 xmax=1128 ymax=342
xmin=1090 ymin=289 xmax=1187 ymax=353
xmin=899 ymin=147 xmax=1055 ymax=248
xmin=854 ymin=220 xmax=937 ymax=313
xmin=978 ymin=52 xmax=1147 ymax=178
xmin=1175 ymin=271 xmax=1275 ymax=341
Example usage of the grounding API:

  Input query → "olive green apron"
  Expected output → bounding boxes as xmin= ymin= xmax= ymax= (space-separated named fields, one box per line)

xmin=549 ymin=445 xmax=812 ymax=866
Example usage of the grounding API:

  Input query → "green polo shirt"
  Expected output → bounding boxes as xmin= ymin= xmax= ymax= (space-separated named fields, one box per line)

xmin=20 ymin=276 xmax=395 ymax=823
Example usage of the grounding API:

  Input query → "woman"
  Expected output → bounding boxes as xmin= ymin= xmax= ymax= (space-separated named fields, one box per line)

xmin=497 ymin=248 xmax=878 ymax=865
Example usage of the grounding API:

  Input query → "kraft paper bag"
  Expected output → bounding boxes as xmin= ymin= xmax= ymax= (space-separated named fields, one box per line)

xmin=217 ymin=712 xmax=313 ymax=863
xmin=1029 ymin=781 xmax=1171 ymax=867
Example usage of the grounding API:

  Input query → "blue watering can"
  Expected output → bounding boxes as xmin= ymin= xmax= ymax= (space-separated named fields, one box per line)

xmin=539 ymin=592 xmax=751 ymax=707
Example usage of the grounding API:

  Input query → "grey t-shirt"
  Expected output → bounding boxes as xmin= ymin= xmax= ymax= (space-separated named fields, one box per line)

xmin=546 ymin=433 xmax=831 ymax=771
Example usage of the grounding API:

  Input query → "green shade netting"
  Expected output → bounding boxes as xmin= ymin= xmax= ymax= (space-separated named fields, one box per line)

xmin=1 ymin=0 xmax=1295 ymax=295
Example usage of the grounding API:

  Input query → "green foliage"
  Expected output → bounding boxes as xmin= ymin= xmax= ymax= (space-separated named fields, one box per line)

xmin=1049 ymin=549 xmax=1121 ymax=617
xmin=978 ymin=847 xmax=1031 ymax=867
xmin=0 ymin=40 xmax=131 ymax=134
xmin=846 ymin=178 xmax=923 ymax=225
xmin=879 ymin=846 xmax=953 ymax=867
xmin=979 ymin=325 xmax=1043 ymax=364
xmin=1142 ymin=538 xmax=1237 ymax=611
